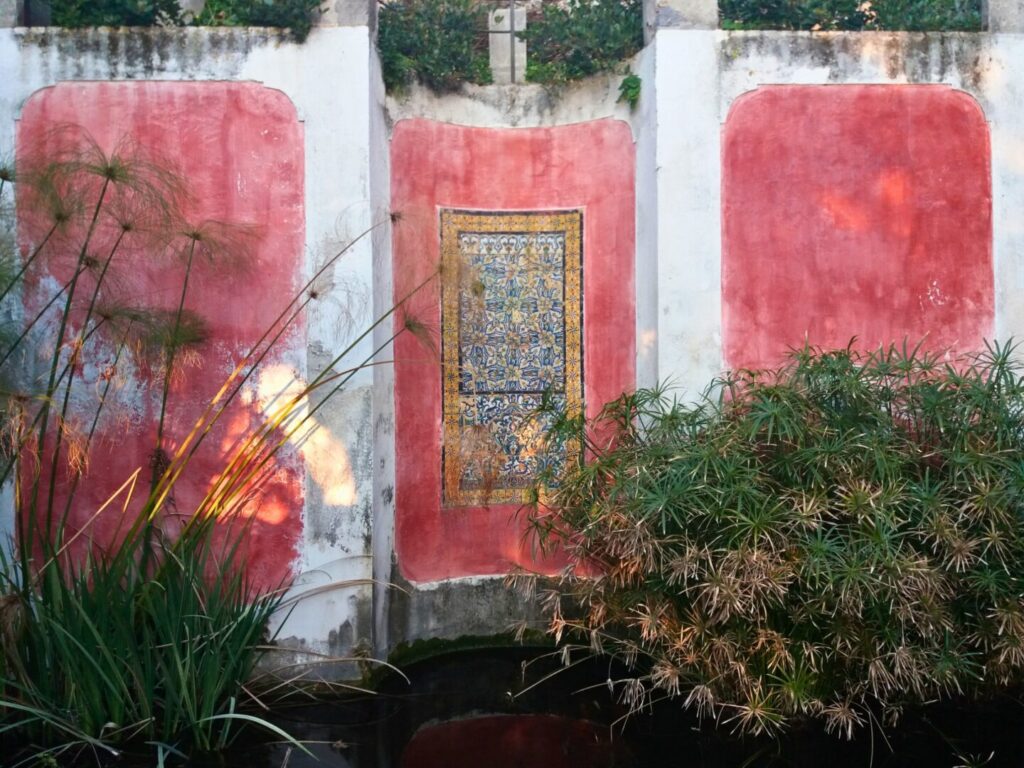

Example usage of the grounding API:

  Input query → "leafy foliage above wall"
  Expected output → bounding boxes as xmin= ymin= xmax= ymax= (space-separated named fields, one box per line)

xmin=720 ymin=0 xmax=982 ymax=31
xmin=50 ymin=0 xmax=183 ymax=26
xmin=378 ymin=0 xmax=492 ymax=92
xmin=193 ymin=0 xmax=322 ymax=41
xmin=519 ymin=0 xmax=644 ymax=84
xmin=376 ymin=0 xmax=643 ymax=92
xmin=46 ymin=0 xmax=322 ymax=41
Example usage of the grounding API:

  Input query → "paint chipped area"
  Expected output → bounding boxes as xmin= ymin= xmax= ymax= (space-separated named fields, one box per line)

xmin=249 ymin=364 xmax=359 ymax=508
xmin=722 ymin=85 xmax=993 ymax=370
xmin=16 ymin=82 xmax=306 ymax=591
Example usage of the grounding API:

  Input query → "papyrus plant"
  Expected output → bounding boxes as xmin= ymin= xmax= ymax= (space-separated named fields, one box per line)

xmin=0 ymin=127 xmax=427 ymax=763
xmin=522 ymin=341 xmax=1024 ymax=738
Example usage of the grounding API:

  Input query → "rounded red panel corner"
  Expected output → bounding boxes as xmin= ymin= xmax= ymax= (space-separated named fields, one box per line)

xmin=16 ymin=82 xmax=306 ymax=591
xmin=722 ymin=85 xmax=993 ymax=371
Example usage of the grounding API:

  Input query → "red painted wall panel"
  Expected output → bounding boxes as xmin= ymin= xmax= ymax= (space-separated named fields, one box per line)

xmin=391 ymin=118 xmax=635 ymax=582
xmin=722 ymin=85 xmax=993 ymax=370
xmin=17 ymin=82 xmax=305 ymax=590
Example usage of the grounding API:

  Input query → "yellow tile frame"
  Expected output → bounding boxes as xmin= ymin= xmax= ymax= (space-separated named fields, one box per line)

xmin=441 ymin=209 xmax=583 ymax=507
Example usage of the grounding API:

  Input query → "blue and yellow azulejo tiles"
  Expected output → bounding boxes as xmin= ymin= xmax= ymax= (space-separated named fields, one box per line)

xmin=441 ymin=210 xmax=583 ymax=506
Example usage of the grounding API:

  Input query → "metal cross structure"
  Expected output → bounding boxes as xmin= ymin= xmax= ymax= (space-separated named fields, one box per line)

xmin=487 ymin=0 xmax=526 ymax=84
xmin=507 ymin=0 xmax=517 ymax=83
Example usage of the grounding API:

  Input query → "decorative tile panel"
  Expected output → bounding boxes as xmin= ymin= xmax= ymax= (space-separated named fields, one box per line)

xmin=441 ymin=210 xmax=583 ymax=506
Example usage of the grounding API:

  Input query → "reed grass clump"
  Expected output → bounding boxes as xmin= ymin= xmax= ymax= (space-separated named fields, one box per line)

xmin=524 ymin=342 xmax=1024 ymax=738
xmin=0 ymin=127 xmax=425 ymax=764
xmin=0 ymin=511 xmax=285 ymax=760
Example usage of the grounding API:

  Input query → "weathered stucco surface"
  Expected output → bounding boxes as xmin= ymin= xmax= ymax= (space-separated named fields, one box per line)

xmin=1 ymin=26 xmax=382 ymax=666
xmin=722 ymin=85 xmax=993 ymax=369
xmin=2 ymin=23 xmax=1024 ymax=661
xmin=385 ymin=71 xmax=635 ymax=128
xmin=389 ymin=118 xmax=636 ymax=584
xmin=651 ymin=29 xmax=1024 ymax=399
xmin=17 ymin=80 xmax=307 ymax=591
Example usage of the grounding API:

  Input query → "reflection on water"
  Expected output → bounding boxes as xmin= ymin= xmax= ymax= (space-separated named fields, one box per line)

xmin=400 ymin=715 xmax=633 ymax=768
xmin=247 ymin=649 xmax=1024 ymax=768
xmin=256 ymin=648 xmax=634 ymax=768
xmin=9 ymin=648 xmax=1020 ymax=767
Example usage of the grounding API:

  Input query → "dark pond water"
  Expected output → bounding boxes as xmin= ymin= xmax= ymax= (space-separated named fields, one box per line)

xmin=5 ymin=648 xmax=1024 ymax=767
xmin=241 ymin=649 xmax=1024 ymax=768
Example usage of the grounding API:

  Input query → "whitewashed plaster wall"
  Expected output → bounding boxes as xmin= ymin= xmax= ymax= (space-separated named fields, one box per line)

xmin=650 ymin=30 xmax=722 ymax=400
xmin=0 ymin=25 xmax=382 ymax=666
xmin=378 ymin=68 xmax=642 ymax=653
xmin=649 ymin=29 xmax=1024 ymax=399
xmin=2 ymin=20 xmax=1024 ymax=664
xmin=368 ymin=45 xmax=396 ymax=659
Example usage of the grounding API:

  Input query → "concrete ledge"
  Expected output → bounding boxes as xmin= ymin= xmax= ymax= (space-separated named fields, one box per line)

xmin=645 ymin=0 xmax=717 ymax=41
xmin=386 ymin=576 xmax=551 ymax=652
xmin=0 ymin=0 xmax=23 ymax=27
xmin=986 ymin=0 xmax=1024 ymax=32
xmin=319 ymin=0 xmax=377 ymax=29
xmin=385 ymin=73 xmax=634 ymax=130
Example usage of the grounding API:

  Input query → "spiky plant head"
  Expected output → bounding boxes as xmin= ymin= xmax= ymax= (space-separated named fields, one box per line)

xmin=171 ymin=218 xmax=261 ymax=271
xmin=100 ymin=305 xmax=209 ymax=371
xmin=13 ymin=126 xmax=190 ymax=271
xmin=401 ymin=311 xmax=437 ymax=357
xmin=529 ymin=340 xmax=1024 ymax=738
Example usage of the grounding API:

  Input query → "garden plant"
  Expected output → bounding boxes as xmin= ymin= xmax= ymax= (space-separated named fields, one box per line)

xmin=516 ymin=0 xmax=643 ymax=85
xmin=720 ymin=0 xmax=982 ymax=31
xmin=376 ymin=0 xmax=643 ymax=92
xmin=378 ymin=0 xmax=493 ymax=92
xmin=522 ymin=342 xmax=1024 ymax=739
xmin=46 ymin=0 xmax=323 ymax=40
xmin=0 ymin=127 xmax=427 ymax=765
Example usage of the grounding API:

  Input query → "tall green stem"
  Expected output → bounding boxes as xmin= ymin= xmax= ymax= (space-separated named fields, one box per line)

xmin=0 ymin=265 xmax=86 ymax=371
xmin=0 ymin=222 xmax=60 ymax=306
xmin=139 ymin=237 xmax=197 ymax=576
xmin=45 ymin=227 xmax=130 ymax=544
xmin=152 ymin=237 xmax=197 ymax=491
xmin=32 ymin=176 xmax=110 ymax=536
xmin=58 ymin=337 xmax=130 ymax=528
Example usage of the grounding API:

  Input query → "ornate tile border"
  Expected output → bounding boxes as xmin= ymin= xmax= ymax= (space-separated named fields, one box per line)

xmin=440 ymin=209 xmax=583 ymax=506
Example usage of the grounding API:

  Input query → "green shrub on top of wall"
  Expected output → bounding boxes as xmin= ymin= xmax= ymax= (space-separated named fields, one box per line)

xmin=720 ymin=0 xmax=982 ymax=31
xmin=376 ymin=0 xmax=643 ymax=92
xmin=193 ymin=0 xmax=323 ymax=41
xmin=378 ymin=0 xmax=492 ymax=92
xmin=46 ymin=0 xmax=322 ymax=40
xmin=50 ymin=0 xmax=183 ymax=26
xmin=518 ymin=0 xmax=644 ymax=84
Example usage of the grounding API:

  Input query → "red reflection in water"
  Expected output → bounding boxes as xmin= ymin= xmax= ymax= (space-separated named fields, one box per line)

xmin=400 ymin=714 xmax=631 ymax=768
